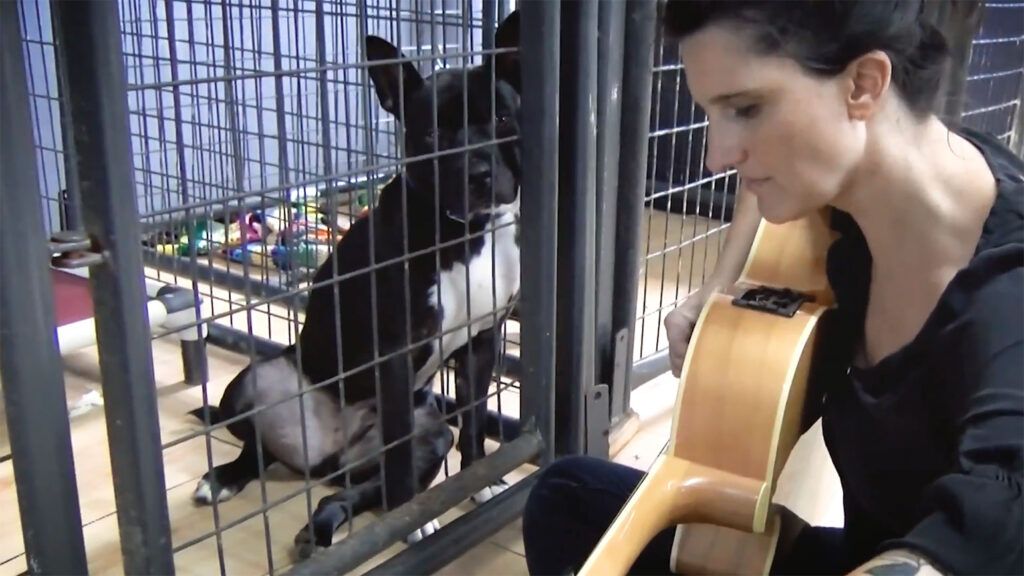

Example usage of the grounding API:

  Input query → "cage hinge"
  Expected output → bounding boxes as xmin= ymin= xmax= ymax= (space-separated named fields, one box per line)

xmin=49 ymin=230 xmax=106 ymax=269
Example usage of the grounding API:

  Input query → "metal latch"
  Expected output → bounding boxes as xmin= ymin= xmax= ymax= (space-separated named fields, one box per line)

xmin=49 ymin=230 xmax=105 ymax=269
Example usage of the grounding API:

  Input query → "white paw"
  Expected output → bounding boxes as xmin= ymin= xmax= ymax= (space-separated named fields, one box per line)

xmin=404 ymin=519 xmax=441 ymax=544
xmin=471 ymin=480 xmax=509 ymax=505
xmin=192 ymin=478 xmax=236 ymax=504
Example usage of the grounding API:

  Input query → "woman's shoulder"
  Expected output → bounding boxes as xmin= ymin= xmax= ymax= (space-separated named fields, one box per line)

xmin=957 ymin=127 xmax=1024 ymax=252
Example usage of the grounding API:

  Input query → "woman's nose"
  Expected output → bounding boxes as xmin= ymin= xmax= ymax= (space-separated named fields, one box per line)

xmin=704 ymin=124 xmax=745 ymax=174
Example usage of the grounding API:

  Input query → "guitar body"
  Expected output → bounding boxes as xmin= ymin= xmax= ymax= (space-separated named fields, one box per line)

xmin=578 ymin=209 xmax=836 ymax=576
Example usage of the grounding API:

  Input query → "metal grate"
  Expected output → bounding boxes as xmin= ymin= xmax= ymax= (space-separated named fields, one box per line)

xmin=961 ymin=1 xmax=1024 ymax=144
xmin=18 ymin=0 xmax=535 ymax=573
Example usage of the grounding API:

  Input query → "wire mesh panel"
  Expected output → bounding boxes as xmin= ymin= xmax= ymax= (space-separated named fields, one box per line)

xmin=628 ymin=0 xmax=1024 ymax=375
xmin=18 ymin=0 xmax=75 ymax=235
xmin=17 ymin=0 xmax=543 ymax=573
xmin=631 ymin=19 xmax=734 ymax=365
xmin=961 ymin=1 xmax=1024 ymax=144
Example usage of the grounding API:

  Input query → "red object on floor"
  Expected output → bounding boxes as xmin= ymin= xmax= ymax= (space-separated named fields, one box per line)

xmin=51 ymin=268 xmax=95 ymax=326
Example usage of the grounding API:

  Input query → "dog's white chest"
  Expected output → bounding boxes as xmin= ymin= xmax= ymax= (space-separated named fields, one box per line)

xmin=417 ymin=211 xmax=520 ymax=385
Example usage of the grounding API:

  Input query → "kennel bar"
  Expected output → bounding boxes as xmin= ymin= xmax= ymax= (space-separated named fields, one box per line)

xmin=594 ymin=0 xmax=626 ymax=430
xmin=286 ymin=432 xmax=542 ymax=575
xmin=608 ymin=0 xmax=659 ymax=424
xmin=0 ymin=2 xmax=89 ymax=572
xmin=50 ymin=0 xmax=175 ymax=573
xmin=364 ymin=469 xmax=540 ymax=575
xmin=553 ymin=0 xmax=599 ymax=458
xmin=517 ymin=0 xmax=562 ymax=467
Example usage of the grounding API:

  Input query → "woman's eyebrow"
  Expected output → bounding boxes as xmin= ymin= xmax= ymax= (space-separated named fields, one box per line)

xmin=710 ymin=90 xmax=756 ymax=105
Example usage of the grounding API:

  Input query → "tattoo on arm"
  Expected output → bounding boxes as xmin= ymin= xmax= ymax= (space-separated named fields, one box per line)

xmin=864 ymin=559 xmax=922 ymax=576
xmin=856 ymin=549 xmax=942 ymax=576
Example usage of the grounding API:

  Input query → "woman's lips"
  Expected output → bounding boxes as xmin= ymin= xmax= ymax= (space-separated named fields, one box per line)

xmin=743 ymin=176 xmax=770 ymax=191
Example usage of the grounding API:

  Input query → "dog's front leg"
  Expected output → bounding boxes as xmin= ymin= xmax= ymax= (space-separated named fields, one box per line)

xmin=377 ymin=355 xmax=417 ymax=511
xmin=453 ymin=328 xmax=508 ymax=503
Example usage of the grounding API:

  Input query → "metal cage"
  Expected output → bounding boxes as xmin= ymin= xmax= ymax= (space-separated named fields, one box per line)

xmin=2 ymin=0 xmax=1023 ymax=574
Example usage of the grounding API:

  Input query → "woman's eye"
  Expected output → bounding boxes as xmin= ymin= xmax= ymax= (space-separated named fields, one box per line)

xmin=734 ymin=104 xmax=760 ymax=120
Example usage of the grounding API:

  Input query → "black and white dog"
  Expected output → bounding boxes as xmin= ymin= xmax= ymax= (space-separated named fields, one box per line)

xmin=189 ymin=11 xmax=522 ymax=558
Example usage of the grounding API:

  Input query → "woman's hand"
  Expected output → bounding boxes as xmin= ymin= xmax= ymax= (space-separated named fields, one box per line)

xmin=664 ymin=285 xmax=719 ymax=377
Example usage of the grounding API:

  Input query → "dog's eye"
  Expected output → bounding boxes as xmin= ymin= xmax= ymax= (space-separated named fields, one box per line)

xmin=495 ymin=114 xmax=511 ymax=128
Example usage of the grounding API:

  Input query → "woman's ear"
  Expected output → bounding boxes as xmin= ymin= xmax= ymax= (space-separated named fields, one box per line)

xmin=845 ymin=50 xmax=892 ymax=121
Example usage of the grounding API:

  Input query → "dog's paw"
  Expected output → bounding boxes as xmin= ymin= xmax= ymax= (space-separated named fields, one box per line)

xmin=192 ymin=478 xmax=236 ymax=505
xmin=471 ymin=479 xmax=509 ymax=505
xmin=404 ymin=519 xmax=441 ymax=544
xmin=292 ymin=527 xmax=319 ymax=561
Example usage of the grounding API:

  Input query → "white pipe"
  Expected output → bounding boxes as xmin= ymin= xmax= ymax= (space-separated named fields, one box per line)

xmin=56 ymin=299 xmax=168 ymax=354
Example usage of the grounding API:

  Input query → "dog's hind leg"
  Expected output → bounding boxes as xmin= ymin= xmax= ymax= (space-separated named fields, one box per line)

xmin=291 ymin=398 xmax=455 ymax=559
xmin=292 ymin=479 xmax=383 ymax=560
xmin=193 ymin=440 xmax=276 ymax=504
xmin=406 ymin=393 xmax=456 ymax=543
xmin=452 ymin=328 xmax=508 ymax=504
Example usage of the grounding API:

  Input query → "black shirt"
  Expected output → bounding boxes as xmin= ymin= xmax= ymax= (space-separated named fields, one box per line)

xmin=815 ymin=128 xmax=1024 ymax=574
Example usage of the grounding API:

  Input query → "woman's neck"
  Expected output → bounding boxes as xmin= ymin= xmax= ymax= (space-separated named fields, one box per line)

xmin=831 ymin=114 xmax=998 ymax=366
xmin=832 ymin=116 xmax=996 ymax=280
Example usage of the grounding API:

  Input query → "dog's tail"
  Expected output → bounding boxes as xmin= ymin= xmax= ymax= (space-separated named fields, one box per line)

xmin=188 ymin=405 xmax=224 ymax=425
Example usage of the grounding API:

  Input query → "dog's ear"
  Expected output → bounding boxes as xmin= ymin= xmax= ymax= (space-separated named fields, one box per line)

xmin=492 ymin=10 xmax=520 ymax=93
xmin=365 ymin=36 xmax=424 ymax=119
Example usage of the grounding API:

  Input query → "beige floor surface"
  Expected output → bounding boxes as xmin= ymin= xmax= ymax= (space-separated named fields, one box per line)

xmin=0 ymin=209 xmax=842 ymax=575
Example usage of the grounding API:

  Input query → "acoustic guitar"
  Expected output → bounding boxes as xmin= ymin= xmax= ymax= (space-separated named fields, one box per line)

xmin=578 ymin=208 xmax=837 ymax=575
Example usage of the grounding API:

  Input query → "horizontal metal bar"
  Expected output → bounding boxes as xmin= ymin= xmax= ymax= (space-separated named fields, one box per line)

xmin=143 ymin=249 xmax=309 ymax=309
xmin=962 ymin=99 xmax=1020 ymax=116
xmin=630 ymin=349 xmax=672 ymax=390
xmin=285 ymin=432 xmax=543 ymax=576
xmin=127 ymin=46 xmax=518 ymax=92
xmin=141 ymin=136 xmax=515 ymax=220
xmin=437 ymin=395 xmax=522 ymax=443
xmin=971 ymin=34 xmax=1024 ymax=45
xmin=967 ymin=68 xmax=1024 ymax=82
xmin=364 ymin=470 xmax=539 ymax=576
xmin=205 ymin=322 xmax=523 ymax=442
xmin=206 ymin=322 xmax=290 ymax=358
xmin=203 ymin=310 xmax=523 ymax=380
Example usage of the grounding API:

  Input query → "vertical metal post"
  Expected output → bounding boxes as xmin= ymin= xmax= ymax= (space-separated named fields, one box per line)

xmin=554 ymin=0 xmax=599 ymax=457
xmin=0 ymin=3 xmax=89 ymax=573
xmin=518 ymin=0 xmax=560 ymax=466
xmin=50 ymin=1 xmax=175 ymax=573
xmin=610 ymin=0 xmax=658 ymax=420
xmin=595 ymin=0 xmax=626 ymax=420
xmin=482 ymin=0 xmax=497 ymax=50
xmin=51 ymin=4 xmax=83 ymax=232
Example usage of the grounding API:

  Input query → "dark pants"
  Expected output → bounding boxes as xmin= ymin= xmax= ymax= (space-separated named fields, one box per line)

xmin=522 ymin=456 xmax=853 ymax=576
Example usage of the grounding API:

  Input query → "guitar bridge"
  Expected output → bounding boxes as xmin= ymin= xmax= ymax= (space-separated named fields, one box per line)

xmin=732 ymin=286 xmax=812 ymax=318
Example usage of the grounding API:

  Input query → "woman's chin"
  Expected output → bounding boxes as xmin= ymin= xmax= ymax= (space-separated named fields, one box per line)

xmin=756 ymin=199 xmax=794 ymax=225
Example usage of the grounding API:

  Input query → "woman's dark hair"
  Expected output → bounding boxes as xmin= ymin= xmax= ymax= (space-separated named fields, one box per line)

xmin=662 ymin=0 xmax=950 ymax=118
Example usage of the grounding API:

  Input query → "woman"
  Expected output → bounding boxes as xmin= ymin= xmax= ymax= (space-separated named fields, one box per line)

xmin=522 ymin=1 xmax=1023 ymax=575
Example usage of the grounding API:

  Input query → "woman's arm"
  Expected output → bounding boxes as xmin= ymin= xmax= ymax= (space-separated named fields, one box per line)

xmin=705 ymin=185 xmax=761 ymax=291
xmin=665 ymin=187 xmax=760 ymax=376
xmin=848 ymin=549 xmax=945 ymax=576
